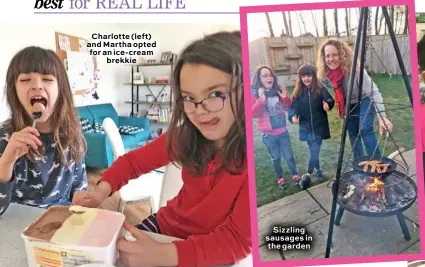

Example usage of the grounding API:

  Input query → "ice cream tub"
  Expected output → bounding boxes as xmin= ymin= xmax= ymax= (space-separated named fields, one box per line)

xmin=21 ymin=205 xmax=125 ymax=267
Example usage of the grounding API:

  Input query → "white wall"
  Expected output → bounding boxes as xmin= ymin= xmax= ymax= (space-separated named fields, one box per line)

xmin=0 ymin=23 xmax=239 ymax=122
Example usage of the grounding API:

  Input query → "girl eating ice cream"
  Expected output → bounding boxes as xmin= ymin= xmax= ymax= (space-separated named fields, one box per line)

xmin=0 ymin=46 xmax=87 ymax=214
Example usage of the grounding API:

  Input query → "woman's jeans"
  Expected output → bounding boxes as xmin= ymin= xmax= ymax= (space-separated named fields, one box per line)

xmin=262 ymin=131 xmax=298 ymax=178
xmin=346 ymin=96 xmax=381 ymax=158
xmin=306 ymin=134 xmax=323 ymax=174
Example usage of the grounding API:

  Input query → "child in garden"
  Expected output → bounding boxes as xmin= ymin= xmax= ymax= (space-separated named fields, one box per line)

xmin=289 ymin=64 xmax=335 ymax=182
xmin=251 ymin=65 xmax=309 ymax=189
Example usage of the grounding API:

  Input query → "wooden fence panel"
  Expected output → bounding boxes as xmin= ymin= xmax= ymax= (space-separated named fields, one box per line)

xmin=249 ymin=35 xmax=411 ymax=79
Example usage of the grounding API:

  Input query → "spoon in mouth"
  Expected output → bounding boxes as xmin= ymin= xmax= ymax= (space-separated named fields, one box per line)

xmin=31 ymin=102 xmax=45 ymax=128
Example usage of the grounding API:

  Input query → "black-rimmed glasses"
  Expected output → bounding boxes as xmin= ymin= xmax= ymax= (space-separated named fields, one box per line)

xmin=178 ymin=92 xmax=230 ymax=114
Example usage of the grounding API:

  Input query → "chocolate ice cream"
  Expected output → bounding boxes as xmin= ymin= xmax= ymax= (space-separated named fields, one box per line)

xmin=23 ymin=206 xmax=71 ymax=241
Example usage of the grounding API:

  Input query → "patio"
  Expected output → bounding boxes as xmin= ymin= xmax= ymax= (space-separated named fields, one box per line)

xmin=258 ymin=149 xmax=421 ymax=261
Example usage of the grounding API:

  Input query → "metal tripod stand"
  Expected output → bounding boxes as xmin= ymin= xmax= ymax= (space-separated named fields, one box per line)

xmin=325 ymin=6 xmax=414 ymax=258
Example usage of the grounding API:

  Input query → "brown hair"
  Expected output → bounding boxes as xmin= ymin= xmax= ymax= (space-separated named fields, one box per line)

xmin=167 ymin=31 xmax=245 ymax=176
xmin=418 ymin=34 xmax=425 ymax=72
xmin=4 ymin=46 xmax=85 ymax=165
xmin=316 ymin=39 xmax=359 ymax=79
xmin=292 ymin=64 xmax=324 ymax=99
xmin=251 ymin=65 xmax=279 ymax=91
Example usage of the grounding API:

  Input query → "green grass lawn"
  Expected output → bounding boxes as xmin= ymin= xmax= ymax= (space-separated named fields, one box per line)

xmin=252 ymin=74 xmax=415 ymax=207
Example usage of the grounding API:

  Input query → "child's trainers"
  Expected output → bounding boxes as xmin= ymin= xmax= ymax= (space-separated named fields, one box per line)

xmin=299 ymin=174 xmax=312 ymax=190
xmin=277 ymin=177 xmax=288 ymax=189
xmin=292 ymin=174 xmax=301 ymax=187
xmin=316 ymin=170 xmax=325 ymax=181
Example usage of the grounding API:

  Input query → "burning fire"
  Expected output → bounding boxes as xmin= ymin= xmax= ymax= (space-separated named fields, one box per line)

xmin=353 ymin=176 xmax=387 ymax=212
xmin=365 ymin=176 xmax=385 ymax=192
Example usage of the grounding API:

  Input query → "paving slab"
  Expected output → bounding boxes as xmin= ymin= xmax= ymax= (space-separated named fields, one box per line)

xmin=258 ymin=149 xmax=421 ymax=260
xmin=280 ymin=211 xmax=420 ymax=260
xmin=410 ymin=173 xmax=418 ymax=185
xmin=307 ymin=182 xmax=333 ymax=214
xmin=393 ymin=149 xmax=417 ymax=176
xmin=402 ymin=240 xmax=421 ymax=254
xmin=257 ymin=190 xmax=328 ymax=246
xmin=403 ymin=198 xmax=420 ymax=225
xmin=259 ymin=245 xmax=283 ymax=262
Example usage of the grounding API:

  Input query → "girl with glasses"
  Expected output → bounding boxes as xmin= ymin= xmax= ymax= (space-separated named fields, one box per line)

xmin=251 ymin=65 xmax=310 ymax=190
xmin=72 ymin=31 xmax=250 ymax=267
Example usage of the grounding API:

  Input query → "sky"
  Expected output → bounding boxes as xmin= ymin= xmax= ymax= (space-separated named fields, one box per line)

xmin=247 ymin=6 xmax=409 ymax=42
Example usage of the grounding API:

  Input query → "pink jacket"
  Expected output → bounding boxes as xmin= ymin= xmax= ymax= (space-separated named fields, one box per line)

xmin=251 ymin=93 xmax=292 ymax=135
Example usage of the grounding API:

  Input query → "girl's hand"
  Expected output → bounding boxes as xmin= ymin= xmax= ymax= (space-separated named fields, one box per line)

xmin=72 ymin=191 xmax=105 ymax=208
xmin=1 ymin=127 xmax=41 ymax=165
xmin=117 ymin=221 xmax=178 ymax=267
xmin=72 ymin=181 xmax=111 ymax=208
xmin=323 ymin=101 xmax=330 ymax=112
xmin=258 ymin=88 xmax=265 ymax=101
xmin=278 ymin=85 xmax=288 ymax=99
xmin=379 ymin=116 xmax=393 ymax=136
xmin=292 ymin=115 xmax=299 ymax=124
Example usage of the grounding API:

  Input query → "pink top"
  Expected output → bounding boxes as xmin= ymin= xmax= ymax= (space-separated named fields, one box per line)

xmin=251 ymin=94 xmax=292 ymax=135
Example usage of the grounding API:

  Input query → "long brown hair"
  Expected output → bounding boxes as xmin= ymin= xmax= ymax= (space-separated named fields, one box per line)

xmin=292 ymin=64 xmax=324 ymax=99
xmin=418 ymin=34 xmax=425 ymax=72
xmin=4 ymin=46 xmax=85 ymax=165
xmin=167 ymin=31 xmax=245 ymax=176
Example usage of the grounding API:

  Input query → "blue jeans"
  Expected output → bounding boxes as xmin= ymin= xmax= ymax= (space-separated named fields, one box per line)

xmin=306 ymin=134 xmax=323 ymax=174
xmin=262 ymin=131 xmax=298 ymax=178
xmin=346 ymin=97 xmax=381 ymax=158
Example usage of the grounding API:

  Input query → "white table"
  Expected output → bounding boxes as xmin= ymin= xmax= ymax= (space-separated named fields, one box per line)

xmin=0 ymin=203 xmax=43 ymax=267
xmin=0 ymin=203 xmax=252 ymax=267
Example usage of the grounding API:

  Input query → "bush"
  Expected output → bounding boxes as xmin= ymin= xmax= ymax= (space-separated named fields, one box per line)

xmin=417 ymin=14 xmax=425 ymax=23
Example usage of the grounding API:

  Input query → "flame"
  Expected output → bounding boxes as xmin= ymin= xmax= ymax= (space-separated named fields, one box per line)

xmin=365 ymin=176 xmax=385 ymax=192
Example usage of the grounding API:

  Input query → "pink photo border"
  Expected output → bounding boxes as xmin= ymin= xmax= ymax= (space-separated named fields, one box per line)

xmin=240 ymin=0 xmax=424 ymax=266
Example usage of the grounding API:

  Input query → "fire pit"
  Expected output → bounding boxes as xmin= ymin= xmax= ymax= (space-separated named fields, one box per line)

xmin=335 ymin=156 xmax=416 ymax=241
